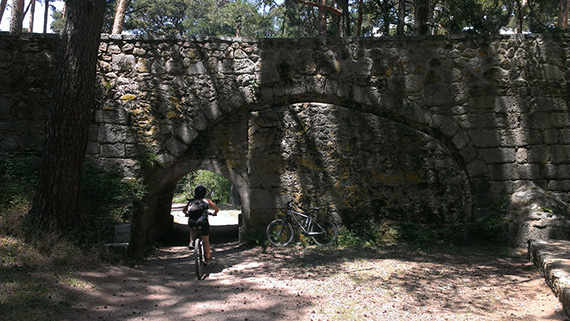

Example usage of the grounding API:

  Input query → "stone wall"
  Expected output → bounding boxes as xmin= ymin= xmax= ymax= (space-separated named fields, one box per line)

xmin=2 ymin=32 xmax=570 ymax=249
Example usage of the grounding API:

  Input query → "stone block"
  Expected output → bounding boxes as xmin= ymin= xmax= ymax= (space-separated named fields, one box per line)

xmin=550 ymin=145 xmax=570 ymax=164
xmin=98 ymin=124 xmax=136 ymax=144
xmin=528 ymin=112 xmax=570 ymax=129
xmin=532 ymin=97 xmax=568 ymax=111
xmin=468 ymin=129 xmax=500 ymax=148
xmin=466 ymin=159 xmax=488 ymax=177
xmin=494 ymin=96 xmax=529 ymax=113
xmin=451 ymin=130 xmax=470 ymax=149
xmin=114 ymin=223 xmax=131 ymax=243
xmin=488 ymin=163 xmax=541 ymax=180
xmin=95 ymin=108 xmax=129 ymax=125
xmin=112 ymin=53 xmax=136 ymax=72
xmin=479 ymin=147 xmax=516 ymax=164
xmin=234 ymin=59 xmax=256 ymax=74
xmin=166 ymin=59 xmax=185 ymax=74
xmin=100 ymin=143 xmax=125 ymax=158
xmin=187 ymin=61 xmax=205 ymax=74
xmin=543 ymin=164 xmax=570 ymax=180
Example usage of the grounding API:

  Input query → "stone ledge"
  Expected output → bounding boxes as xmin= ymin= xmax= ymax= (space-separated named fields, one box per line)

xmin=528 ymin=239 xmax=570 ymax=318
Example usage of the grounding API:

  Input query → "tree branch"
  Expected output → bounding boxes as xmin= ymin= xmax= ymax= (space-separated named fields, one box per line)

xmin=295 ymin=0 xmax=342 ymax=17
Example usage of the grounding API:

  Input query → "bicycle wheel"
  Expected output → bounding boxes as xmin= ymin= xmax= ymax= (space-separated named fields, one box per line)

xmin=194 ymin=238 xmax=206 ymax=280
xmin=266 ymin=219 xmax=294 ymax=246
xmin=310 ymin=219 xmax=338 ymax=246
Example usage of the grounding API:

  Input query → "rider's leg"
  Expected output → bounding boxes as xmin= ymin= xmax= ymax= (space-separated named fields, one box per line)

xmin=202 ymin=235 xmax=211 ymax=260
xmin=189 ymin=229 xmax=198 ymax=244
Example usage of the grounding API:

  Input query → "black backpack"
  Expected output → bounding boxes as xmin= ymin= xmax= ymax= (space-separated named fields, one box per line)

xmin=184 ymin=198 xmax=208 ymax=219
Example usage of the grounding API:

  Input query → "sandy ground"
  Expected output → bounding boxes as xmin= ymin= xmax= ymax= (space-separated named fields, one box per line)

xmin=58 ymin=206 xmax=568 ymax=321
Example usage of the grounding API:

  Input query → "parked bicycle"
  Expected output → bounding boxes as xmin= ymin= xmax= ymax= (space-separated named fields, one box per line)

xmin=190 ymin=226 xmax=207 ymax=280
xmin=266 ymin=202 xmax=338 ymax=246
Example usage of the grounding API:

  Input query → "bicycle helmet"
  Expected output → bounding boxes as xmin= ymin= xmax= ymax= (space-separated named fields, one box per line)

xmin=194 ymin=185 xmax=207 ymax=199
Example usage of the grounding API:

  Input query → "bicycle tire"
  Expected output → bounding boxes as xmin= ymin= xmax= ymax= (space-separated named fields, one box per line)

xmin=266 ymin=219 xmax=294 ymax=246
xmin=194 ymin=237 xmax=206 ymax=280
xmin=310 ymin=219 xmax=338 ymax=246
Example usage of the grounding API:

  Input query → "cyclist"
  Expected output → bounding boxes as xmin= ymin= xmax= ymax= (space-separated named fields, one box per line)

xmin=183 ymin=185 xmax=219 ymax=263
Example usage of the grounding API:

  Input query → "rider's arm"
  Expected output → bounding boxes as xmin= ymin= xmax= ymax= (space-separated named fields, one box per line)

xmin=206 ymin=198 xmax=219 ymax=216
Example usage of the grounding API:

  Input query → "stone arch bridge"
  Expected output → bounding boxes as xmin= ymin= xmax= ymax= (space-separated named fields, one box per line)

xmin=2 ymin=32 xmax=570 ymax=253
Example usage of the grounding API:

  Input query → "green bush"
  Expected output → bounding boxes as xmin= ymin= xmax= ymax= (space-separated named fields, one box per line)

xmin=337 ymin=206 xmax=508 ymax=248
xmin=1 ymin=154 xmax=145 ymax=249
xmin=174 ymin=170 xmax=231 ymax=203
xmin=74 ymin=162 xmax=146 ymax=247
xmin=0 ymin=152 xmax=42 ymax=208
xmin=397 ymin=212 xmax=508 ymax=246
xmin=337 ymin=218 xmax=399 ymax=247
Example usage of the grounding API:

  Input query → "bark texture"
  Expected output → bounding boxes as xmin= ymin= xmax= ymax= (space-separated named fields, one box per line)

xmin=30 ymin=0 xmax=106 ymax=231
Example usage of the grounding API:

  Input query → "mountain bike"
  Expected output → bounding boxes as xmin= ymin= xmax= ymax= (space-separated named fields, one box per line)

xmin=190 ymin=226 xmax=207 ymax=280
xmin=266 ymin=203 xmax=338 ymax=246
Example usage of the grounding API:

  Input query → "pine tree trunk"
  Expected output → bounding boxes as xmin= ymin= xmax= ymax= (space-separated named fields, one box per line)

xmin=29 ymin=0 xmax=36 ymax=32
xmin=111 ymin=0 xmax=129 ymax=34
xmin=0 ymin=0 xmax=8 ymax=25
xmin=414 ymin=0 xmax=430 ymax=35
xmin=43 ymin=0 xmax=49 ymax=33
xmin=562 ymin=0 xmax=570 ymax=29
xmin=318 ymin=0 xmax=326 ymax=37
xmin=338 ymin=0 xmax=349 ymax=37
xmin=397 ymin=0 xmax=406 ymax=35
xmin=29 ymin=0 xmax=106 ymax=232
xmin=515 ymin=0 xmax=523 ymax=34
xmin=9 ymin=0 xmax=24 ymax=32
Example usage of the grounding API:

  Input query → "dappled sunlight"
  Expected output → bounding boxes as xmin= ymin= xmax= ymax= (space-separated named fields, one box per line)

xmin=61 ymin=245 xmax=315 ymax=320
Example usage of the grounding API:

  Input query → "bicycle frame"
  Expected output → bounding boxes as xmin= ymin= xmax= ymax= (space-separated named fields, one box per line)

xmin=266 ymin=203 xmax=338 ymax=247
xmin=285 ymin=209 xmax=325 ymax=236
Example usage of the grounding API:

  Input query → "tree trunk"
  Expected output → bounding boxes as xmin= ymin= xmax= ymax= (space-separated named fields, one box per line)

xmin=559 ymin=0 xmax=570 ymax=28
xmin=318 ymin=0 xmax=326 ymax=37
xmin=0 ymin=0 xmax=8 ymax=25
xmin=29 ymin=0 xmax=106 ymax=232
xmin=111 ymin=0 xmax=129 ymax=34
xmin=29 ymin=0 xmax=36 ymax=32
xmin=397 ymin=0 xmax=405 ymax=35
xmin=9 ymin=0 xmax=24 ymax=32
xmin=562 ymin=0 xmax=570 ymax=29
xmin=43 ymin=0 xmax=48 ymax=33
xmin=338 ymin=0 xmax=349 ymax=37
xmin=515 ymin=0 xmax=524 ymax=33
xmin=356 ymin=0 xmax=363 ymax=36
xmin=414 ymin=0 xmax=430 ymax=35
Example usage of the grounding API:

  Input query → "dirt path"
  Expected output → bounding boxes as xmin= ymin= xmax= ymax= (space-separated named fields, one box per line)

xmin=59 ymin=208 xmax=568 ymax=321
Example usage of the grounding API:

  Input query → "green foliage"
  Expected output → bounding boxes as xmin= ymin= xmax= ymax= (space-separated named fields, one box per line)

xmin=337 ymin=217 xmax=399 ymax=247
xmin=241 ymin=230 xmax=268 ymax=246
xmin=124 ymin=0 xmax=279 ymax=37
xmin=1 ymin=153 xmax=145 ymax=249
xmin=74 ymin=163 xmax=146 ymax=247
xmin=435 ymin=0 xmax=516 ymax=34
xmin=0 ymin=152 xmax=41 ymax=208
xmin=50 ymin=6 xmax=66 ymax=34
xmin=138 ymin=153 xmax=159 ymax=172
xmin=337 ymin=204 xmax=508 ymax=248
xmin=49 ymin=0 xmax=570 ymax=38
xmin=397 ymin=209 xmax=508 ymax=246
xmin=175 ymin=170 xmax=230 ymax=203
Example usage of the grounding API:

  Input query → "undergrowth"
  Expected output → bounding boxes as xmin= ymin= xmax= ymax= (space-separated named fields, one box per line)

xmin=0 ymin=152 xmax=145 ymax=321
xmin=336 ymin=207 xmax=509 ymax=250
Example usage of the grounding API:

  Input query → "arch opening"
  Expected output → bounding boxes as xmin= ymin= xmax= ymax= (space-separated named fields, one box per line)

xmin=138 ymin=157 xmax=250 ymax=251
xmin=166 ymin=170 xmax=241 ymax=246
